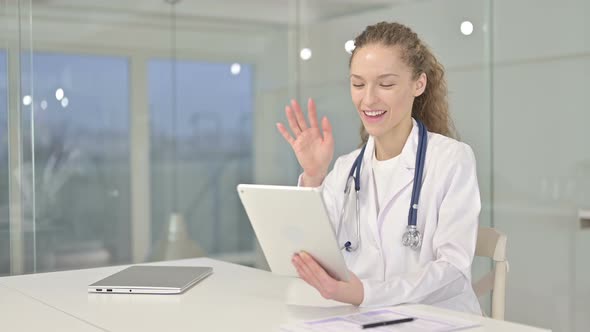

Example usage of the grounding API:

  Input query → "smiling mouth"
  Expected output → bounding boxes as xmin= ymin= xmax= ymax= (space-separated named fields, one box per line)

xmin=363 ymin=110 xmax=387 ymax=117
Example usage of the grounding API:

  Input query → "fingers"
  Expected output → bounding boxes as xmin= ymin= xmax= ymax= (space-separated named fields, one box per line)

xmin=285 ymin=105 xmax=302 ymax=136
xmin=299 ymin=251 xmax=336 ymax=287
xmin=282 ymin=98 xmax=326 ymax=140
xmin=291 ymin=99 xmax=309 ymax=131
xmin=292 ymin=253 xmax=322 ymax=290
xmin=321 ymin=116 xmax=334 ymax=144
xmin=294 ymin=252 xmax=364 ymax=305
xmin=307 ymin=98 xmax=319 ymax=128
xmin=276 ymin=123 xmax=295 ymax=146
xmin=296 ymin=252 xmax=339 ymax=299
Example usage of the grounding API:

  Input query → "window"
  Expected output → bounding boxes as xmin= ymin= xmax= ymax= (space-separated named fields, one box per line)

xmin=18 ymin=52 xmax=130 ymax=272
xmin=149 ymin=60 xmax=255 ymax=262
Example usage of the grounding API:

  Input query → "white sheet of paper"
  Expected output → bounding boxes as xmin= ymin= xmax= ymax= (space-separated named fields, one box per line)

xmin=280 ymin=307 xmax=480 ymax=332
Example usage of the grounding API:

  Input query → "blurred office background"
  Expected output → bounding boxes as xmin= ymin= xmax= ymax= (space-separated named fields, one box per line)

xmin=0 ymin=0 xmax=588 ymax=331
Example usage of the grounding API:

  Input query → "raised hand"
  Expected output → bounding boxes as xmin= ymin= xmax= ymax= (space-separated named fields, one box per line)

xmin=276 ymin=98 xmax=334 ymax=187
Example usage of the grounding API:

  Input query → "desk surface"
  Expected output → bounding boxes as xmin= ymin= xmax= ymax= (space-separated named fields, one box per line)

xmin=0 ymin=258 xmax=550 ymax=332
xmin=0 ymin=284 xmax=101 ymax=331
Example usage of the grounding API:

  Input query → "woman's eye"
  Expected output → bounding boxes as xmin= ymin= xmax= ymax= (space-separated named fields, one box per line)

xmin=380 ymin=84 xmax=395 ymax=88
xmin=352 ymin=84 xmax=364 ymax=88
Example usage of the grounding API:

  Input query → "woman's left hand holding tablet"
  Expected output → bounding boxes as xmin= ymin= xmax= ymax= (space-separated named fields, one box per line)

xmin=292 ymin=251 xmax=364 ymax=305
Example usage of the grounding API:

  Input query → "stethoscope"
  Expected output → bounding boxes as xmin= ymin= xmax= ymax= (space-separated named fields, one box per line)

xmin=336 ymin=119 xmax=428 ymax=252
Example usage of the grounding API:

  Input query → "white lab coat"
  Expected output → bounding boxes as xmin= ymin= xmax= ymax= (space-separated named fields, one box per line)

xmin=307 ymin=119 xmax=482 ymax=314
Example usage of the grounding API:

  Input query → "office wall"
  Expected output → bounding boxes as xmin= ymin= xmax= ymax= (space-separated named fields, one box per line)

xmin=0 ymin=48 xmax=7 ymax=276
xmin=492 ymin=1 xmax=590 ymax=331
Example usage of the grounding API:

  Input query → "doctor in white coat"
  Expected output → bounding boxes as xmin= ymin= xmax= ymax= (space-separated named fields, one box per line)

xmin=276 ymin=22 xmax=482 ymax=314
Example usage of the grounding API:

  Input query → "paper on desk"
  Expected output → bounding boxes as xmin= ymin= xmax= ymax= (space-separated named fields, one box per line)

xmin=280 ymin=307 xmax=480 ymax=332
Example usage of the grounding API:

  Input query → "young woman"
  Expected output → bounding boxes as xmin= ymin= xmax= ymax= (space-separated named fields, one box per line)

xmin=277 ymin=22 xmax=482 ymax=314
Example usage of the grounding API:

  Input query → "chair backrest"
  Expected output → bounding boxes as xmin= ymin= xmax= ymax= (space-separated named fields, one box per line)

xmin=473 ymin=227 xmax=508 ymax=320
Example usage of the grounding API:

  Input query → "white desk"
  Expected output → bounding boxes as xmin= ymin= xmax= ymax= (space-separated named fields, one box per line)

xmin=0 ymin=258 xmax=550 ymax=332
xmin=0 ymin=284 xmax=101 ymax=331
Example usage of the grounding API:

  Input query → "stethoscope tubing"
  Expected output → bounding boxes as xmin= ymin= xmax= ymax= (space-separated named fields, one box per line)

xmin=338 ymin=119 xmax=427 ymax=252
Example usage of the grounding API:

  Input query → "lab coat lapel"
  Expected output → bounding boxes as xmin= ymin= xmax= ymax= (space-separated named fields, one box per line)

xmin=378 ymin=120 xmax=420 ymax=220
xmin=360 ymin=137 xmax=381 ymax=247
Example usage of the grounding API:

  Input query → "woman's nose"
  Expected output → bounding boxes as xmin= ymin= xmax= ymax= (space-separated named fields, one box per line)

xmin=363 ymin=87 xmax=378 ymax=105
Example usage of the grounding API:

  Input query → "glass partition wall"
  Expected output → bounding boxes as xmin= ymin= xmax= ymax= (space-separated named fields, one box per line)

xmin=1 ymin=1 xmax=588 ymax=331
xmin=0 ymin=0 xmax=294 ymax=274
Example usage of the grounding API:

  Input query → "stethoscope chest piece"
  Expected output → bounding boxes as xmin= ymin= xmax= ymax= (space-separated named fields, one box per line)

xmin=401 ymin=225 xmax=422 ymax=249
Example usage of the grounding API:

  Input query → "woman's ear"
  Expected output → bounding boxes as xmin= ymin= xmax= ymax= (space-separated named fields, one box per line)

xmin=414 ymin=72 xmax=427 ymax=97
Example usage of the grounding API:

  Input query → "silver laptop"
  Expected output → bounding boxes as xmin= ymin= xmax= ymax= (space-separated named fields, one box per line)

xmin=88 ymin=266 xmax=213 ymax=294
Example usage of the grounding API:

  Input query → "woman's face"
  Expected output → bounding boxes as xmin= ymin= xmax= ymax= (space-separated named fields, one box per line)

xmin=350 ymin=44 xmax=426 ymax=139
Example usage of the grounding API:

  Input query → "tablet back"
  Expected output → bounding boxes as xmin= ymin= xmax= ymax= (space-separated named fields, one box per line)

xmin=237 ymin=184 xmax=349 ymax=281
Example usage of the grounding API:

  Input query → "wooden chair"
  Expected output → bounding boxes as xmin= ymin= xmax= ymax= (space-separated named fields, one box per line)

xmin=473 ymin=227 xmax=508 ymax=320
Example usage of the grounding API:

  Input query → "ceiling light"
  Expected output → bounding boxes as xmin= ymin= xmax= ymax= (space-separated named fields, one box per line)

xmin=461 ymin=21 xmax=474 ymax=36
xmin=300 ymin=48 xmax=312 ymax=61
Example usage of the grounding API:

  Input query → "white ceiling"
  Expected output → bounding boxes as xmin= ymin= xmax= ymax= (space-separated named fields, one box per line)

xmin=2 ymin=0 xmax=413 ymax=54
xmin=29 ymin=0 xmax=403 ymax=25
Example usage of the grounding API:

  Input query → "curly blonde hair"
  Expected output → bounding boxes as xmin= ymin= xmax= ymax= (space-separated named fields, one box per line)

xmin=350 ymin=22 xmax=456 ymax=144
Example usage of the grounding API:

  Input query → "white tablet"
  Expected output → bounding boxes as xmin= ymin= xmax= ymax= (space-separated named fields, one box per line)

xmin=237 ymin=184 xmax=349 ymax=282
